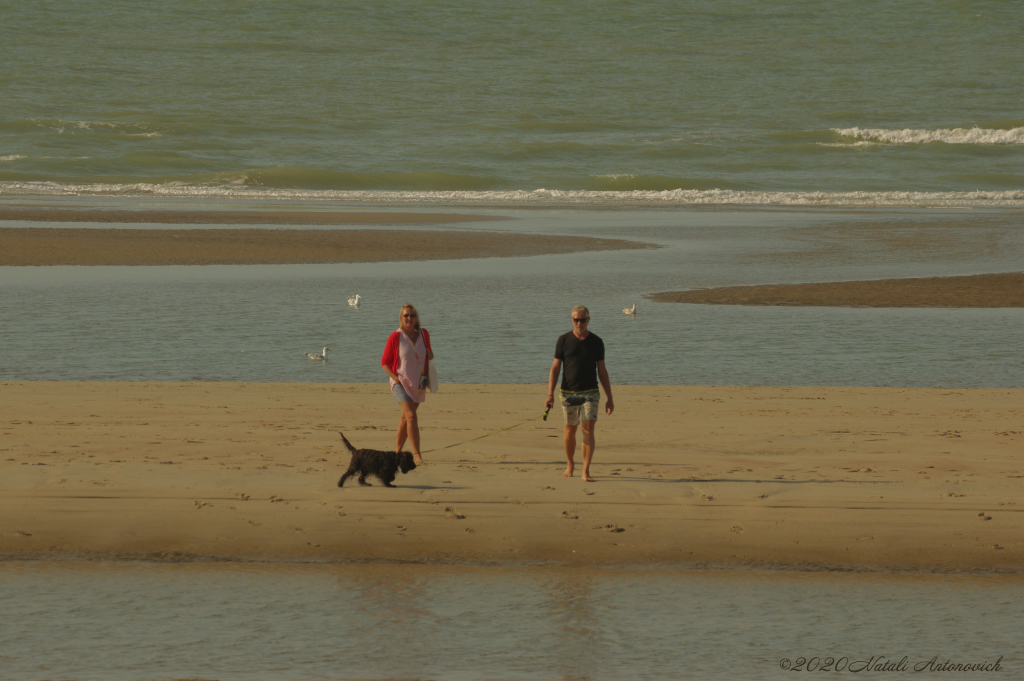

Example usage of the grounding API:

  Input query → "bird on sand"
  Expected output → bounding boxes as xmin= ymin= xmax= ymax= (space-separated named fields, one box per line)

xmin=305 ymin=347 xmax=330 ymax=360
xmin=347 ymin=294 xmax=362 ymax=307
xmin=622 ymin=303 xmax=637 ymax=315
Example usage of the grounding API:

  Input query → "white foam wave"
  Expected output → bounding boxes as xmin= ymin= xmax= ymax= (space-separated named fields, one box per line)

xmin=833 ymin=126 xmax=1024 ymax=145
xmin=30 ymin=119 xmax=162 ymax=136
xmin=817 ymin=141 xmax=879 ymax=148
xmin=0 ymin=155 xmax=27 ymax=161
xmin=2 ymin=181 xmax=1023 ymax=208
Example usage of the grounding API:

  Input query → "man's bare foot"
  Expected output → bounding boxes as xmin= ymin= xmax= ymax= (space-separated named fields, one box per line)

xmin=581 ymin=473 xmax=595 ymax=482
xmin=414 ymin=455 xmax=424 ymax=465
xmin=562 ymin=466 xmax=574 ymax=478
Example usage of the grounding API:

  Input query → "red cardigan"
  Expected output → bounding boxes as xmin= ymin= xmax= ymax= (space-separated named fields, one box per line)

xmin=381 ymin=329 xmax=431 ymax=377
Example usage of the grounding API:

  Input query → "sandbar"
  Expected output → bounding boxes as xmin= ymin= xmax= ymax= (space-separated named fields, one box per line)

xmin=2 ymin=381 xmax=1020 ymax=572
xmin=0 ymin=208 xmax=507 ymax=226
xmin=0 ymin=227 xmax=651 ymax=266
xmin=649 ymin=273 xmax=1024 ymax=308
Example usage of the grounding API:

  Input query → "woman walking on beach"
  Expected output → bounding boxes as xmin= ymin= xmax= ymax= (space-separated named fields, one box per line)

xmin=381 ymin=303 xmax=433 ymax=464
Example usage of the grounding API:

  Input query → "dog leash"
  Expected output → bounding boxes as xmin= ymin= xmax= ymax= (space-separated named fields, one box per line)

xmin=420 ymin=410 xmax=549 ymax=454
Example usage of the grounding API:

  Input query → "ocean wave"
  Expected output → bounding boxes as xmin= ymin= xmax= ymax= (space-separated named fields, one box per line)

xmin=0 ymin=155 xmax=27 ymax=161
xmin=18 ymin=119 xmax=165 ymax=137
xmin=2 ymin=181 xmax=1023 ymax=207
xmin=816 ymin=141 xmax=879 ymax=148
xmin=832 ymin=126 xmax=1024 ymax=145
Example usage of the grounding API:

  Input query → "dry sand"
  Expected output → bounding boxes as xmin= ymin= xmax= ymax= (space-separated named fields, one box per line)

xmin=0 ymin=227 xmax=651 ymax=266
xmin=649 ymin=273 xmax=1024 ymax=308
xmin=2 ymin=381 xmax=1021 ymax=572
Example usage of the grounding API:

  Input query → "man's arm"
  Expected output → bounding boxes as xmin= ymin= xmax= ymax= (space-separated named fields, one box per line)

xmin=597 ymin=360 xmax=614 ymax=415
xmin=545 ymin=358 xmax=562 ymax=409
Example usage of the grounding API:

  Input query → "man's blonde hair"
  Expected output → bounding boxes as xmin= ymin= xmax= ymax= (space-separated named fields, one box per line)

xmin=400 ymin=303 xmax=421 ymax=331
xmin=572 ymin=305 xmax=589 ymax=318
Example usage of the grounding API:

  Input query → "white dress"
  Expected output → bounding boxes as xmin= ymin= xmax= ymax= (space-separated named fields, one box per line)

xmin=390 ymin=330 xmax=427 ymax=403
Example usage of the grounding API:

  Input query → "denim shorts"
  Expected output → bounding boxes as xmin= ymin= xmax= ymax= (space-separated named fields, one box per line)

xmin=560 ymin=389 xmax=600 ymax=425
xmin=392 ymin=382 xmax=413 ymax=403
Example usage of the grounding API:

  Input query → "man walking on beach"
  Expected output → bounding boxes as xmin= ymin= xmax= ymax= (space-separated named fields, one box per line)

xmin=545 ymin=305 xmax=614 ymax=482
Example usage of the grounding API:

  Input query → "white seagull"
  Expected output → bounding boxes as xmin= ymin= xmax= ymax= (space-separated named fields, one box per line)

xmin=622 ymin=303 xmax=637 ymax=315
xmin=347 ymin=294 xmax=362 ymax=307
xmin=305 ymin=347 xmax=330 ymax=360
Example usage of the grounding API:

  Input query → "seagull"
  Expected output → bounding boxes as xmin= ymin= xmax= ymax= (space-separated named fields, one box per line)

xmin=622 ymin=303 xmax=637 ymax=315
xmin=305 ymin=347 xmax=330 ymax=360
xmin=347 ymin=294 xmax=362 ymax=307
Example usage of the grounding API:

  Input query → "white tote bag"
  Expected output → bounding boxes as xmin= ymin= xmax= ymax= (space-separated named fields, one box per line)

xmin=427 ymin=362 xmax=439 ymax=393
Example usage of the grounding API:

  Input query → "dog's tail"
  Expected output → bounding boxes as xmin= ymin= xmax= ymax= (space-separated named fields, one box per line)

xmin=338 ymin=431 xmax=357 ymax=455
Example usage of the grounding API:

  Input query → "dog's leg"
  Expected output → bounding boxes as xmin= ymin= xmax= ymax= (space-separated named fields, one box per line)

xmin=358 ymin=474 xmax=372 ymax=486
xmin=338 ymin=470 xmax=353 ymax=487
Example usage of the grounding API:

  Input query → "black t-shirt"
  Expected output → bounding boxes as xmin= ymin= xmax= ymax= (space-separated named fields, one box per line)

xmin=554 ymin=331 xmax=605 ymax=391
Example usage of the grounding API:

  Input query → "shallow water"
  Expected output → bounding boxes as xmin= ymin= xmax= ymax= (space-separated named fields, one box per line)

xmin=0 ymin=561 xmax=1020 ymax=681
xmin=2 ymin=206 xmax=1022 ymax=388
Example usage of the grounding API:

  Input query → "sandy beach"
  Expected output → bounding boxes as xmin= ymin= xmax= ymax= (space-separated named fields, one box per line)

xmin=2 ymin=381 xmax=1020 ymax=571
xmin=0 ymin=226 xmax=651 ymax=266
xmin=650 ymin=272 xmax=1024 ymax=308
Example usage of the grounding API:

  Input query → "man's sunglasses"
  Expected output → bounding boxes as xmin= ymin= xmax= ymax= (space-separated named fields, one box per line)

xmin=572 ymin=317 xmax=589 ymax=323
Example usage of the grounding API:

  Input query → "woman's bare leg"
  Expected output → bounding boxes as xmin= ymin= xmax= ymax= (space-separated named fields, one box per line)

xmin=395 ymin=408 xmax=409 ymax=452
xmin=397 ymin=401 xmax=422 ymax=463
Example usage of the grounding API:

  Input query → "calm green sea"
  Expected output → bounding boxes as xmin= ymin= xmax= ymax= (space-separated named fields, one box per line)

xmin=2 ymin=0 xmax=1022 ymax=205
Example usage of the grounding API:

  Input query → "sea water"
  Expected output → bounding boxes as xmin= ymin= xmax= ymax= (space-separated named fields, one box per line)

xmin=1 ymin=0 xmax=1022 ymax=204
xmin=1 ymin=206 xmax=1022 ymax=387
xmin=0 ymin=562 xmax=1021 ymax=681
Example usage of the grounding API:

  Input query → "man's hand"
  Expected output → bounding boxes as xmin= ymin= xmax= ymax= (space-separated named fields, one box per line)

xmin=545 ymin=394 xmax=555 ymax=409
xmin=605 ymin=398 xmax=615 ymax=416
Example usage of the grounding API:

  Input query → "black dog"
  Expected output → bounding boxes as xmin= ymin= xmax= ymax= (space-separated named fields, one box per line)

xmin=337 ymin=432 xmax=417 ymax=488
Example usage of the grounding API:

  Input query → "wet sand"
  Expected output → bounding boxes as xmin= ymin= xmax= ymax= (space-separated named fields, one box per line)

xmin=649 ymin=273 xmax=1024 ymax=308
xmin=0 ymin=208 xmax=508 ymax=226
xmin=2 ymin=381 xmax=1021 ymax=572
xmin=0 ymin=227 xmax=651 ymax=266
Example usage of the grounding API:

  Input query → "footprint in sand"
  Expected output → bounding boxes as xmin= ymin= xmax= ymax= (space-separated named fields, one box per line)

xmin=700 ymin=494 xmax=714 ymax=502
xmin=465 ymin=528 xmax=475 ymax=533
xmin=730 ymin=525 xmax=743 ymax=534
xmin=248 ymin=520 xmax=262 ymax=526
xmin=561 ymin=511 xmax=579 ymax=520
xmin=444 ymin=506 xmax=465 ymax=520
xmin=978 ymin=512 xmax=992 ymax=521
xmin=541 ymin=486 xmax=555 ymax=490
xmin=582 ymin=490 xmax=594 ymax=496
xmin=194 ymin=501 xmax=210 ymax=509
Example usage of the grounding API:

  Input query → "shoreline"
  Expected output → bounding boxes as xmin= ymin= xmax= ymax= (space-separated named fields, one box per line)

xmin=0 ymin=226 xmax=652 ymax=266
xmin=3 ymin=381 xmax=1020 ymax=572
xmin=649 ymin=272 xmax=1024 ymax=308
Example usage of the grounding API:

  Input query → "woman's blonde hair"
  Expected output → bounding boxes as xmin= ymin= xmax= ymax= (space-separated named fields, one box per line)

xmin=399 ymin=303 xmax=421 ymax=331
